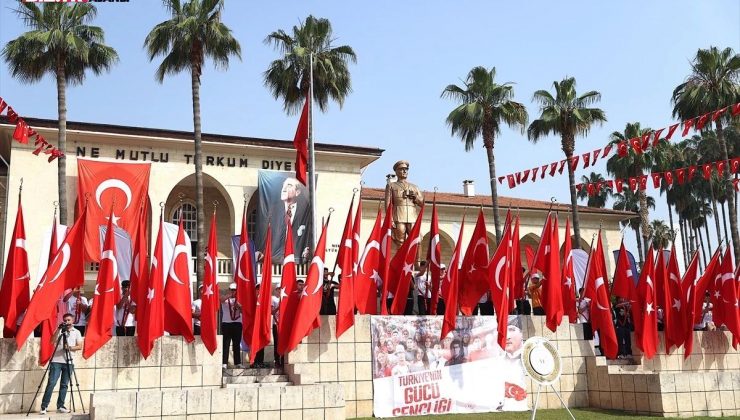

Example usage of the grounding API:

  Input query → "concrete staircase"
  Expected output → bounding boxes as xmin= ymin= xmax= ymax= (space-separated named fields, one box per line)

xmin=221 ymin=367 xmax=292 ymax=388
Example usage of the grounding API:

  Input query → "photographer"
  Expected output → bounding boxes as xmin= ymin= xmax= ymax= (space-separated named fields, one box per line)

xmin=40 ymin=313 xmax=83 ymax=415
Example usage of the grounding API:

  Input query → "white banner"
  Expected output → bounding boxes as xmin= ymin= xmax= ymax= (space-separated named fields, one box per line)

xmin=371 ymin=315 xmax=528 ymax=417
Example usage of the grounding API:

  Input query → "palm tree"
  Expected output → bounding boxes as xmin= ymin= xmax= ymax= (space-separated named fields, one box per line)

xmin=650 ymin=219 xmax=674 ymax=250
xmin=606 ymin=123 xmax=654 ymax=260
xmin=650 ymin=140 xmax=682 ymax=235
xmin=145 ymin=0 xmax=241 ymax=287
xmin=576 ymin=172 xmax=612 ymax=208
xmin=441 ymin=67 xmax=528 ymax=240
xmin=612 ymin=188 xmax=655 ymax=265
xmin=528 ymin=77 xmax=607 ymax=249
xmin=672 ymin=46 xmax=740 ymax=260
xmin=264 ymin=15 xmax=356 ymax=248
xmin=3 ymin=2 xmax=118 ymax=224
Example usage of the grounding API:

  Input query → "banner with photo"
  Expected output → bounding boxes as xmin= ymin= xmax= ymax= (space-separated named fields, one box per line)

xmin=371 ymin=315 xmax=528 ymax=417
xmin=256 ymin=170 xmax=313 ymax=264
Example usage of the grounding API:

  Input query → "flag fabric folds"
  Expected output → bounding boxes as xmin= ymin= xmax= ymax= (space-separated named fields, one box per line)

xmin=561 ymin=218 xmax=577 ymax=323
xmin=458 ymin=209 xmax=490 ymax=316
xmin=355 ymin=207 xmax=382 ymax=315
xmin=389 ymin=206 xmax=425 ymax=315
xmin=441 ymin=215 xmax=465 ymax=340
xmin=163 ymin=217 xmax=194 ymax=342
xmin=427 ymin=198 xmax=442 ymax=315
xmin=277 ymin=220 xmax=299 ymax=355
xmin=201 ymin=212 xmax=220 ymax=355
xmin=250 ymin=225 xmax=273 ymax=364
xmin=336 ymin=199 xmax=356 ymax=338
xmin=293 ymin=96 xmax=309 ymax=185
xmin=636 ymin=248 xmax=658 ymax=359
xmin=584 ymin=232 xmax=618 ymax=359
xmin=0 ymin=202 xmax=30 ymax=337
xmin=235 ymin=210 xmax=258 ymax=348
xmin=137 ymin=214 xmax=165 ymax=358
xmin=39 ymin=215 xmax=61 ymax=366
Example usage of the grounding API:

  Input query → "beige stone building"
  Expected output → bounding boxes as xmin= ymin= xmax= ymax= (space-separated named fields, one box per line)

xmin=1 ymin=117 xmax=633 ymax=292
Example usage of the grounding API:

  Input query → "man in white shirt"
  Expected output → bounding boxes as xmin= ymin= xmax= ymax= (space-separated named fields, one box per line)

xmin=115 ymin=281 xmax=136 ymax=336
xmin=271 ymin=288 xmax=281 ymax=367
xmin=64 ymin=287 xmax=88 ymax=336
xmin=192 ymin=284 xmax=203 ymax=336
xmin=40 ymin=313 xmax=82 ymax=415
xmin=221 ymin=283 xmax=242 ymax=368
xmin=414 ymin=262 xmax=430 ymax=315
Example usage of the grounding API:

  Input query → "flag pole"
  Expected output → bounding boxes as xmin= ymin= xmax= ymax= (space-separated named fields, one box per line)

xmin=307 ymin=48 xmax=318 ymax=251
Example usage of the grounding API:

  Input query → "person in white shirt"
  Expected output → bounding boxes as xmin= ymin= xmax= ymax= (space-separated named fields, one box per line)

xmin=64 ymin=288 xmax=89 ymax=336
xmin=192 ymin=284 xmax=203 ymax=336
xmin=115 ymin=281 xmax=136 ymax=336
xmin=414 ymin=262 xmax=430 ymax=315
xmin=40 ymin=313 xmax=82 ymax=415
xmin=221 ymin=283 xmax=242 ymax=368
xmin=271 ymin=289 xmax=281 ymax=367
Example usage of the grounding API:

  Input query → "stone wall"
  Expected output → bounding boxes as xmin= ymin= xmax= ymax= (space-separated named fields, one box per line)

xmin=283 ymin=314 xmax=596 ymax=418
xmin=0 ymin=336 xmax=222 ymax=413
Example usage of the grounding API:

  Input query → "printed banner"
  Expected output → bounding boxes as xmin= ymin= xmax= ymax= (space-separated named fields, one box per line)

xmin=256 ymin=170 xmax=313 ymax=264
xmin=371 ymin=315 xmax=528 ymax=417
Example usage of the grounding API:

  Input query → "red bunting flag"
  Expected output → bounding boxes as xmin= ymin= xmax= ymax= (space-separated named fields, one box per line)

xmin=682 ymin=118 xmax=695 ymax=136
xmin=12 ymin=120 xmax=30 ymax=144
xmin=688 ymin=165 xmax=697 ymax=180
xmin=293 ymin=94 xmax=309 ymax=185
xmin=575 ymin=184 xmax=584 ymax=193
xmin=617 ymin=142 xmax=628 ymax=157
xmin=586 ymin=184 xmax=594 ymax=196
xmin=651 ymin=173 xmax=662 ymax=188
xmin=676 ymin=168 xmax=686 ymax=184
xmin=558 ymin=160 xmax=567 ymax=174
xmin=0 ymin=97 xmax=7 ymax=114
xmin=731 ymin=103 xmax=740 ymax=116
xmin=717 ymin=161 xmax=726 ymax=175
xmin=569 ymin=155 xmax=580 ymax=171
xmin=628 ymin=177 xmax=637 ymax=191
xmin=666 ymin=123 xmax=679 ymax=140
xmin=515 ymin=172 xmax=522 ymax=185
xmin=506 ymin=174 xmax=516 ymax=189
xmin=498 ymin=176 xmax=505 ymax=184
xmin=712 ymin=107 xmax=728 ymax=121
xmin=639 ymin=175 xmax=648 ymax=190
xmin=652 ymin=128 xmax=665 ymax=147
xmin=702 ymin=163 xmax=712 ymax=180
xmin=695 ymin=113 xmax=711 ymax=131
xmin=531 ymin=167 xmax=539 ymax=181
xmin=521 ymin=169 xmax=531 ymax=183
xmin=602 ymin=144 xmax=612 ymax=157
xmin=640 ymin=132 xmax=651 ymax=150
xmin=615 ymin=179 xmax=624 ymax=193
xmin=540 ymin=164 xmax=548 ymax=179
xmin=582 ymin=152 xmax=591 ymax=168
xmin=629 ymin=138 xmax=642 ymax=154
xmin=83 ymin=210 xmax=121 ymax=359
xmin=201 ymin=212 xmax=220 ymax=355
xmin=592 ymin=148 xmax=601 ymax=165
xmin=549 ymin=162 xmax=558 ymax=176
xmin=664 ymin=171 xmax=673 ymax=185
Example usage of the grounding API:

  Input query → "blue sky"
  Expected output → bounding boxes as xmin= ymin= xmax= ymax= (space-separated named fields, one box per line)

xmin=1 ymin=0 xmax=739 ymax=255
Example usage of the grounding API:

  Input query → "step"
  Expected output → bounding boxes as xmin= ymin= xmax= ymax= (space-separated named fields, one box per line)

xmin=0 ymin=414 xmax=88 ymax=420
xmin=223 ymin=367 xmax=282 ymax=376
xmin=223 ymin=381 xmax=292 ymax=389
xmin=223 ymin=375 xmax=290 ymax=384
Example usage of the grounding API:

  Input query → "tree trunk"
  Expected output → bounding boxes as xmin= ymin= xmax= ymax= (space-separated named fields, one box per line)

xmin=721 ymin=201 xmax=729 ymax=245
xmin=703 ymin=218 xmax=712 ymax=255
xmin=562 ymin=135 xmax=581 ymax=249
xmin=634 ymin=226 xmax=644 ymax=267
xmin=696 ymin=226 xmax=707 ymax=269
xmin=191 ymin=66 xmax=205 ymax=292
xmin=56 ymin=58 xmax=67 ymax=224
xmin=679 ymin=216 xmax=689 ymax=268
xmin=666 ymin=199 xmax=675 ymax=238
xmin=709 ymin=188 xmax=721 ymax=248
xmin=716 ymin=121 xmax=740 ymax=261
xmin=485 ymin=143 xmax=502 ymax=242
xmin=637 ymin=188 xmax=651 ymax=261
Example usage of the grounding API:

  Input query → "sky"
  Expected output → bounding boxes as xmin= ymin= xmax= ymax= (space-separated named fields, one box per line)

xmin=1 ymin=0 xmax=739 ymax=258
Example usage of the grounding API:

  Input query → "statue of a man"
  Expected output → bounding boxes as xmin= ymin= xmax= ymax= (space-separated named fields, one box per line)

xmin=385 ymin=160 xmax=424 ymax=246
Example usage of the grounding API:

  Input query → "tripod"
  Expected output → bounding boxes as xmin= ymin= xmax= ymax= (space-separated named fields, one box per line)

xmin=26 ymin=326 xmax=86 ymax=416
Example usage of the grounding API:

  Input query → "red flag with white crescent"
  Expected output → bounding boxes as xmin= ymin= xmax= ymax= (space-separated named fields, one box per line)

xmin=458 ymin=209 xmax=490 ymax=316
xmin=378 ymin=202 xmax=394 ymax=315
xmin=0 ymin=201 xmax=30 ymax=337
xmin=39 ymin=215 xmax=61 ymax=366
xmin=336 ymin=199 xmax=356 ymax=338
xmin=427 ymin=198 xmax=442 ymax=315
xmin=285 ymin=217 xmax=331 ymax=353
xmin=561 ymin=218 xmax=577 ymax=323
xmin=389 ymin=205 xmax=425 ymax=315
xmin=681 ymin=251 xmax=701 ymax=359
xmin=489 ymin=214 xmax=512 ymax=349
xmin=718 ymin=248 xmax=739 ymax=348
xmin=277 ymin=220 xmax=299 ymax=355
xmin=76 ymin=159 xmax=150 ymax=261
xmin=137 ymin=214 xmax=165 ymax=358
xmin=201 ymin=212 xmax=220 ymax=355
xmin=355 ymin=207 xmax=382 ymax=315
xmin=83 ymin=210 xmax=122 ymax=358
xmin=130 ymin=205 xmax=149 ymax=311
xmin=583 ymin=232 xmax=618 ymax=359
xmin=664 ymin=245 xmax=685 ymax=351
xmin=250 ymin=225 xmax=273 ymax=363
xmin=235 ymin=209 xmax=258 ymax=344
xmin=611 ymin=240 xmax=635 ymax=300
xmin=441 ymin=215 xmax=465 ymax=340
xmin=163 ymin=216 xmax=194 ymax=342
xmin=636 ymin=248 xmax=657 ymax=358
xmin=540 ymin=214 xmax=563 ymax=332
xmin=16 ymin=205 xmax=88 ymax=350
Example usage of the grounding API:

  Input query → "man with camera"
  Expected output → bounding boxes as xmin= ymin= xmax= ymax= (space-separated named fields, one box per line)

xmin=40 ymin=313 xmax=83 ymax=414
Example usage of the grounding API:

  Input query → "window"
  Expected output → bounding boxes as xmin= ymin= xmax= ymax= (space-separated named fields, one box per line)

xmin=171 ymin=201 xmax=198 ymax=241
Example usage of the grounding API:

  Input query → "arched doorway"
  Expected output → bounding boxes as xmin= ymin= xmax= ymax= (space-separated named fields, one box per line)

xmin=520 ymin=233 xmax=541 ymax=269
xmin=420 ymin=229 xmax=455 ymax=266
xmin=165 ymin=173 xmax=234 ymax=282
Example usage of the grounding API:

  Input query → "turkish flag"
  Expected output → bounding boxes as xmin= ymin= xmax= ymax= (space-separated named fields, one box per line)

xmin=583 ymin=233 xmax=617 ymax=359
xmin=582 ymin=152 xmax=591 ymax=168
xmin=652 ymin=128 xmax=665 ymax=147
xmin=654 ymin=248 xmax=667 ymax=312
xmin=441 ymin=215 xmax=465 ymax=341
xmin=201 ymin=212 xmax=220 ymax=355
xmin=509 ymin=215 xmax=524 ymax=309
xmin=389 ymin=205 xmax=425 ymax=315
xmin=285 ymin=218 xmax=331 ymax=353
xmin=611 ymin=240 xmax=634 ymax=300
xmin=490 ymin=215 xmax=514 ymax=348
xmin=83 ymin=211 xmax=122 ymax=359
xmin=695 ymin=113 xmax=711 ymax=131
xmin=250 ymin=225 xmax=273 ymax=363
xmin=664 ymin=246 xmax=685 ymax=351
xmin=718 ymin=248 xmax=739 ymax=348
xmin=378 ymin=202 xmax=394 ymax=315
xmin=234 ymin=210 xmax=258 ymax=345
xmin=355 ymin=208 xmax=382 ymax=314
xmin=293 ymin=95 xmax=309 ymax=185
xmin=665 ymin=123 xmax=679 ymax=140
xmin=427 ymin=199 xmax=442 ymax=315
xmin=629 ymin=138 xmax=642 ymax=154
xmin=561 ymin=218 xmax=577 ymax=323
xmin=682 ymin=118 xmax=695 ymax=136
xmin=0 ymin=202 xmax=30 ymax=337
xmin=77 ymin=159 xmax=151 ymax=261
xmin=336 ymin=199 xmax=356 ymax=338
xmin=277 ymin=220 xmax=300 ymax=355
xmin=635 ymin=248 xmax=658 ymax=359
xmin=163 ymin=217 xmax=194 ymax=342
xmin=458 ymin=209 xmax=490 ymax=315
xmin=16 ymin=206 xmax=88 ymax=350
xmin=539 ymin=214 xmax=563 ymax=332
xmin=39 ymin=216 xmax=62 ymax=366
xmin=130 ymin=205 xmax=149 ymax=311
xmin=137 ymin=215 xmax=165 ymax=359
xmin=681 ymin=252 xmax=701 ymax=359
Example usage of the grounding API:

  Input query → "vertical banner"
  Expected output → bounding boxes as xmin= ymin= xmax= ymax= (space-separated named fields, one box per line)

xmin=256 ymin=170 xmax=313 ymax=264
xmin=371 ymin=315 xmax=528 ymax=417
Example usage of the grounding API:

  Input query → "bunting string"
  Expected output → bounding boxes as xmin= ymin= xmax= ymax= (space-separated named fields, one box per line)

xmin=0 ymin=96 xmax=64 ymax=162
xmin=575 ymin=157 xmax=740 ymax=196
xmin=499 ymin=102 xmax=740 ymax=189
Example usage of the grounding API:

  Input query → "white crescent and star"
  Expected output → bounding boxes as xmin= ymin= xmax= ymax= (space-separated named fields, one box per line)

xmin=205 ymin=254 xmax=214 ymax=277
xmin=96 ymin=179 xmax=132 ymax=210
xmin=493 ymin=256 xmax=506 ymax=291
xmin=283 ymin=254 xmax=295 ymax=267
xmin=47 ymin=244 xmax=70 ymax=285
xmin=168 ymin=244 xmax=189 ymax=285
xmin=237 ymin=243 xmax=250 ymax=282
xmin=429 ymin=234 xmax=441 ymax=267
xmin=310 ymin=256 xmax=326 ymax=295
xmin=594 ymin=277 xmax=610 ymax=311
xmin=359 ymin=240 xmax=379 ymax=275
xmin=101 ymin=249 xmax=118 ymax=281
xmin=13 ymin=238 xmax=30 ymax=281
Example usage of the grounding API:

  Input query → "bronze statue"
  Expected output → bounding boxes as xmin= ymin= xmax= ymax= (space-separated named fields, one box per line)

xmin=385 ymin=160 xmax=423 ymax=246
